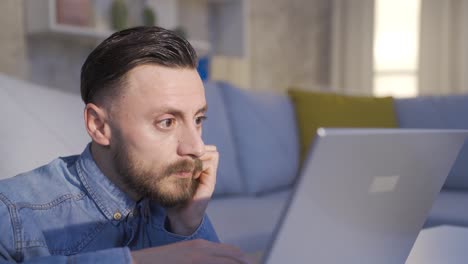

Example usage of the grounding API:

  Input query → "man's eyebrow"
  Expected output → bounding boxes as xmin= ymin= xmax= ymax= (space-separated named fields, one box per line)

xmin=155 ymin=105 xmax=208 ymax=117
xmin=196 ymin=105 xmax=208 ymax=115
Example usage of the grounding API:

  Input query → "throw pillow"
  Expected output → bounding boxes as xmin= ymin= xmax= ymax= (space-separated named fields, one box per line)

xmin=288 ymin=89 xmax=398 ymax=160
xmin=220 ymin=82 xmax=300 ymax=195
xmin=202 ymin=82 xmax=245 ymax=196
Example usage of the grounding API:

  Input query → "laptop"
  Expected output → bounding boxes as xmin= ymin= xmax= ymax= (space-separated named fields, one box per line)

xmin=262 ymin=128 xmax=468 ymax=264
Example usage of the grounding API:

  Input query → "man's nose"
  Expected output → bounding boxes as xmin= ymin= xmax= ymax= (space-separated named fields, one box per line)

xmin=177 ymin=125 xmax=205 ymax=158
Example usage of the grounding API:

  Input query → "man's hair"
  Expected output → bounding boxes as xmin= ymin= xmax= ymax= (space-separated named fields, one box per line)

xmin=80 ymin=26 xmax=198 ymax=104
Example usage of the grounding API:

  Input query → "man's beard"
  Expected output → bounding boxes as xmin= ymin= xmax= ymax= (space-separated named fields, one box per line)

xmin=112 ymin=142 xmax=202 ymax=208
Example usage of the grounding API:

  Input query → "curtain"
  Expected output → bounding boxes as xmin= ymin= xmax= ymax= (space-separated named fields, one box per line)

xmin=419 ymin=0 xmax=468 ymax=95
xmin=329 ymin=0 xmax=375 ymax=95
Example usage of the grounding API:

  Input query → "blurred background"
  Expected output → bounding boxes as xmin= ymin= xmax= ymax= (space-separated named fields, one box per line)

xmin=0 ymin=0 xmax=467 ymax=97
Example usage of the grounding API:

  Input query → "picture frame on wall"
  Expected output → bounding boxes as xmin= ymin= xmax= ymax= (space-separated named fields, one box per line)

xmin=56 ymin=0 xmax=92 ymax=27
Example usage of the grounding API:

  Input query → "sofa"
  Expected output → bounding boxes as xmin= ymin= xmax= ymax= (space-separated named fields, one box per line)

xmin=1 ymin=73 xmax=468 ymax=254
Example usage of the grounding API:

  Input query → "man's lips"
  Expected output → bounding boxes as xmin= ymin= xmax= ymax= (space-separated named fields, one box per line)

xmin=173 ymin=170 xmax=193 ymax=178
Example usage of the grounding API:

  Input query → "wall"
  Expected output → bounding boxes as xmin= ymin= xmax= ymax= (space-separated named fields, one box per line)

xmin=0 ymin=0 xmax=28 ymax=80
xmin=27 ymin=37 xmax=95 ymax=95
xmin=250 ymin=0 xmax=331 ymax=92
xmin=212 ymin=0 xmax=331 ymax=93
xmin=179 ymin=0 xmax=210 ymax=44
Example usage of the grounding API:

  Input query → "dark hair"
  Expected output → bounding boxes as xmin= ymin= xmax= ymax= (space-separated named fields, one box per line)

xmin=80 ymin=26 xmax=198 ymax=104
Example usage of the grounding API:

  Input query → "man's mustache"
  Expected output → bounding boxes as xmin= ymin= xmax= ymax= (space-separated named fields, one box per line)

xmin=162 ymin=158 xmax=203 ymax=178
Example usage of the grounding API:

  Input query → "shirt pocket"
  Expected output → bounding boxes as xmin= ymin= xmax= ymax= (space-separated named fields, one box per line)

xmin=19 ymin=193 xmax=108 ymax=255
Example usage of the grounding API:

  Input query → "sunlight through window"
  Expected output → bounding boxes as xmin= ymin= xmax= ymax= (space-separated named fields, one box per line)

xmin=373 ymin=0 xmax=421 ymax=98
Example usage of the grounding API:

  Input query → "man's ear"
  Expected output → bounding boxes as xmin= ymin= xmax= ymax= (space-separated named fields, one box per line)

xmin=84 ymin=103 xmax=112 ymax=146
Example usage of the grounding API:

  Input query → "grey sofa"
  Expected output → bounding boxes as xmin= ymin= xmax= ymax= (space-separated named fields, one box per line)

xmin=1 ymin=73 xmax=468 ymax=254
xmin=395 ymin=96 xmax=468 ymax=228
xmin=204 ymin=81 xmax=468 ymax=252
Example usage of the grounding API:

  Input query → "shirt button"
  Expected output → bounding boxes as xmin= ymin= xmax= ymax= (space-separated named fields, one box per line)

xmin=113 ymin=212 xmax=122 ymax=221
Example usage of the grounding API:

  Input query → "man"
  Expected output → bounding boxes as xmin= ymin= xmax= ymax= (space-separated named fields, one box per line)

xmin=0 ymin=26 xmax=250 ymax=263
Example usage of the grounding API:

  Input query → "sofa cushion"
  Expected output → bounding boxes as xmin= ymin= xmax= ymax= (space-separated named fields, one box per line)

xmin=219 ymin=82 xmax=300 ymax=195
xmin=0 ymin=74 xmax=89 ymax=179
xmin=202 ymin=82 xmax=244 ymax=196
xmin=288 ymin=89 xmax=398 ymax=160
xmin=395 ymin=96 xmax=468 ymax=190
xmin=207 ymin=189 xmax=291 ymax=253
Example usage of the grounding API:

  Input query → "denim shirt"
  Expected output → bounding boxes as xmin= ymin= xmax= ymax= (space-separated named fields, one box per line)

xmin=0 ymin=145 xmax=219 ymax=263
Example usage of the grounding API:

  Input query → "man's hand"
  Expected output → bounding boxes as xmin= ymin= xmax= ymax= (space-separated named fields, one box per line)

xmin=166 ymin=145 xmax=219 ymax=235
xmin=131 ymin=239 xmax=252 ymax=264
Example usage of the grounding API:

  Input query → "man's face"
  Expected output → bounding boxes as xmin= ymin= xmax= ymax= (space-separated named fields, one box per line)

xmin=108 ymin=64 xmax=207 ymax=207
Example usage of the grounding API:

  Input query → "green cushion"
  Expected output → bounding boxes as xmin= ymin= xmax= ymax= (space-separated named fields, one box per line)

xmin=288 ymin=89 xmax=398 ymax=160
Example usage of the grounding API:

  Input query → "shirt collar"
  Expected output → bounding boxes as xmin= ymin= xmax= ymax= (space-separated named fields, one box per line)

xmin=76 ymin=143 xmax=137 ymax=224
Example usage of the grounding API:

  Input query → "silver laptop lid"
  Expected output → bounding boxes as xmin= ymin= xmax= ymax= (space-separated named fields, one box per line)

xmin=263 ymin=129 xmax=468 ymax=264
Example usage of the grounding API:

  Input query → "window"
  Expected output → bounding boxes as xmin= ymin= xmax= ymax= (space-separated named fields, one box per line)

xmin=373 ymin=0 xmax=421 ymax=98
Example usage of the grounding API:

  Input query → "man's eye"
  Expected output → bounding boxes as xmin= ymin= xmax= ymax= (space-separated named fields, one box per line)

xmin=157 ymin=118 xmax=176 ymax=129
xmin=195 ymin=116 xmax=207 ymax=125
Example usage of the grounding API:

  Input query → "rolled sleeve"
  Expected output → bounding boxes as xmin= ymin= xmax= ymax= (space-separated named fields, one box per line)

xmin=153 ymin=214 xmax=220 ymax=246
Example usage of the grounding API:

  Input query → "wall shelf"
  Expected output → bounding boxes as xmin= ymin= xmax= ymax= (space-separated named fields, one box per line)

xmin=25 ymin=0 xmax=213 ymax=54
xmin=25 ymin=0 xmax=111 ymax=44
